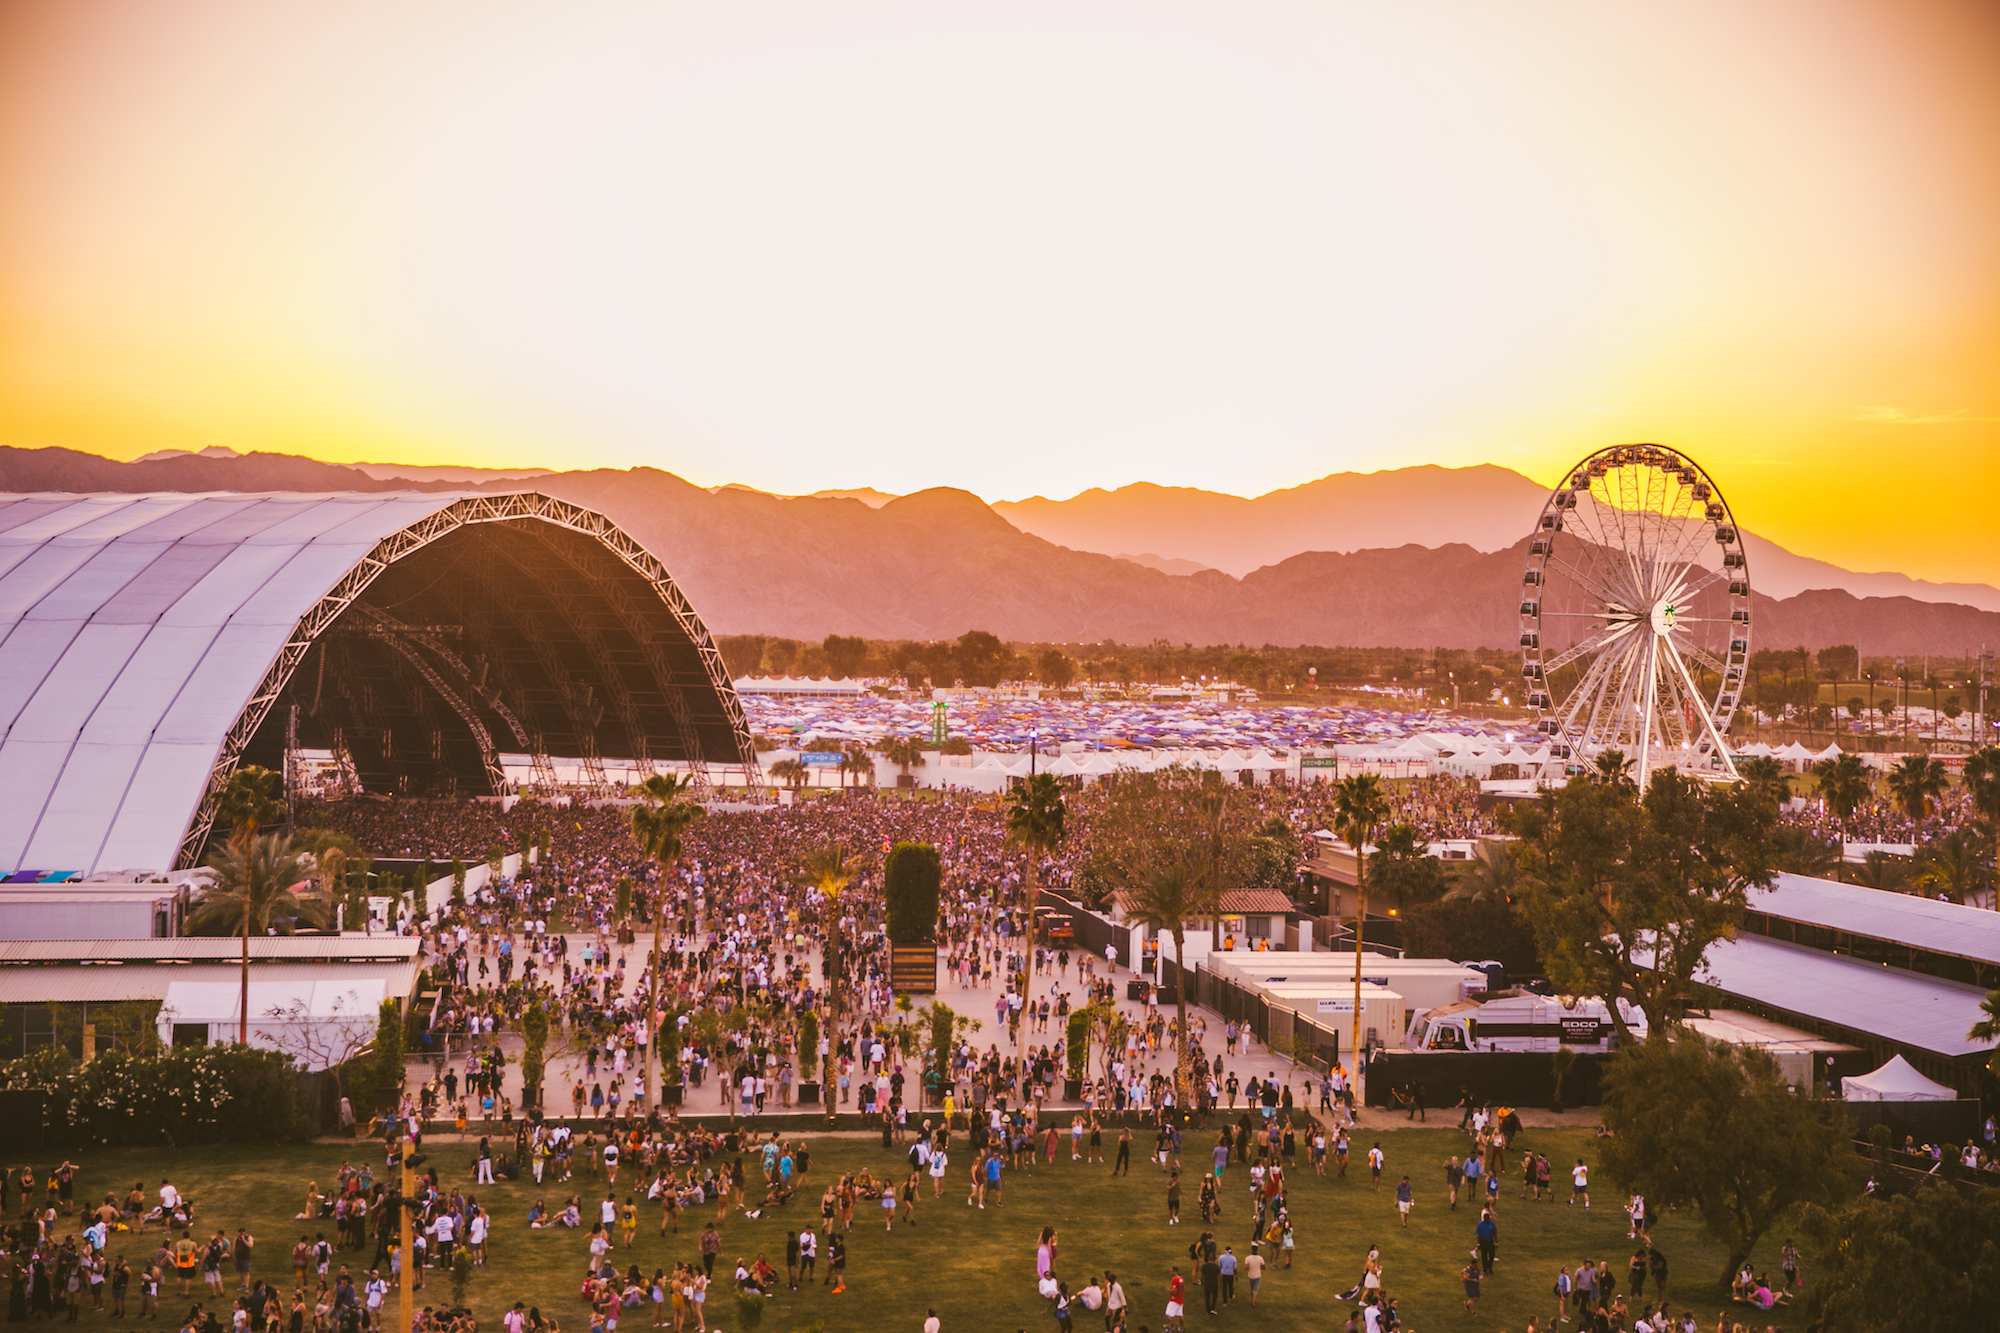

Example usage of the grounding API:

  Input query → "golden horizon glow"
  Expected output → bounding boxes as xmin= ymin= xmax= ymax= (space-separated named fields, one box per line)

xmin=1 ymin=1 xmax=1996 ymax=583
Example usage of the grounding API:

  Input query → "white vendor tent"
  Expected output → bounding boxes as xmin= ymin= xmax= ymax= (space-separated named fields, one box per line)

xmin=1840 ymin=1054 xmax=1955 ymax=1102
xmin=157 ymin=977 xmax=386 ymax=1069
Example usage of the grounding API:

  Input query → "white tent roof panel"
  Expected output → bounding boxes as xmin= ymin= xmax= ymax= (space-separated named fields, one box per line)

xmin=9 ymin=622 xmax=149 ymax=743
xmin=0 ymin=622 xmax=79 ymax=732
xmin=94 ymin=544 xmax=234 ymax=623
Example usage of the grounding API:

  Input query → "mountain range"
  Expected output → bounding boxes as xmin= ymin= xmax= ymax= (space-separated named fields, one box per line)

xmin=995 ymin=467 xmax=2000 ymax=611
xmin=3 ymin=444 xmax=1996 ymax=654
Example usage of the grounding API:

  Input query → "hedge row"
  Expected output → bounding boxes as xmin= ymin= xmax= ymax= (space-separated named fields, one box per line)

xmin=0 ymin=1046 xmax=307 ymax=1147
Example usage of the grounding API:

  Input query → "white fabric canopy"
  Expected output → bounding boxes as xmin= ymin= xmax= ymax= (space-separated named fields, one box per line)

xmin=1841 ymin=1054 xmax=1955 ymax=1102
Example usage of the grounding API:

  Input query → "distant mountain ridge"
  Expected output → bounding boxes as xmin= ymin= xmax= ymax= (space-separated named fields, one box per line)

xmin=995 ymin=467 xmax=2000 ymax=612
xmin=3 ymin=445 xmax=1995 ymax=653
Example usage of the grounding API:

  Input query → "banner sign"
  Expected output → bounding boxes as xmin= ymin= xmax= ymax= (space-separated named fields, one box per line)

xmin=1300 ymin=757 xmax=1338 ymax=769
xmin=801 ymin=751 xmax=843 ymax=766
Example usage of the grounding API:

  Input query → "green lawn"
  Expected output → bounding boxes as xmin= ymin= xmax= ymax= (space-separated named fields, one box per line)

xmin=40 ymin=1124 xmax=1814 ymax=1333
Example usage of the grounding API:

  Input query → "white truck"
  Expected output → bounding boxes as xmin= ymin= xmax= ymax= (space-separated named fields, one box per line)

xmin=1404 ymin=991 xmax=1647 ymax=1054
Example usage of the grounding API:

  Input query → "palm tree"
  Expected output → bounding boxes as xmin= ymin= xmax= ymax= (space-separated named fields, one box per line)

xmin=1812 ymin=752 xmax=1871 ymax=836
xmin=1964 ymin=745 xmax=2000 ymax=844
xmin=878 ymin=736 xmax=927 ymax=787
xmin=189 ymin=830 xmax=322 ymax=1042
xmin=1005 ymin=773 xmax=1068 ymax=922
xmin=768 ymin=758 xmax=808 ymax=791
xmin=1119 ymin=859 xmax=1213 ymax=1099
xmin=1886 ymin=754 xmax=1948 ymax=824
xmin=1590 ymin=750 xmax=1636 ymax=787
xmin=1332 ymin=772 xmax=1390 ymax=1073
xmin=629 ymin=773 xmax=704 ymax=1103
xmin=1912 ymin=830 xmax=1988 ymax=905
xmin=798 ymin=843 xmax=865 ymax=1029
xmin=839 ymin=749 xmax=876 ymax=792
xmin=1737 ymin=755 xmax=1792 ymax=807
xmin=1444 ymin=838 xmax=1516 ymax=903
xmin=1970 ymin=989 xmax=2000 ymax=1046
xmin=1849 ymin=850 xmax=1910 ymax=892
xmin=204 ymin=766 xmax=288 ymax=1044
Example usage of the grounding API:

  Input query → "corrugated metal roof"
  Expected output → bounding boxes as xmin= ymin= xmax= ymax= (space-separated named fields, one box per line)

xmin=1749 ymin=873 xmax=2000 ymax=966
xmin=0 ymin=936 xmax=419 ymax=963
xmin=1215 ymin=888 xmax=1296 ymax=914
xmin=0 ymin=959 xmax=420 ymax=1006
xmin=1667 ymin=935 xmax=1991 ymax=1059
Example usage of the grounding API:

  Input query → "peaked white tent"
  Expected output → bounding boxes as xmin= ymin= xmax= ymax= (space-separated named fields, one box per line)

xmin=1841 ymin=1054 xmax=1955 ymax=1102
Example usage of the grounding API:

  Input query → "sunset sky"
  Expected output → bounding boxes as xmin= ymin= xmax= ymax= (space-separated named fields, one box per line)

xmin=1 ymin=1 xmax=1996 ymax=583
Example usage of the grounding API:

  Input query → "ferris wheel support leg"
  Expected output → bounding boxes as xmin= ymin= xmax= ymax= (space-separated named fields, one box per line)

xmin=1662 ymin=635 xmax=1741 ymax=781
xmin=1636 ymin=636 xmax=1660 ymax=789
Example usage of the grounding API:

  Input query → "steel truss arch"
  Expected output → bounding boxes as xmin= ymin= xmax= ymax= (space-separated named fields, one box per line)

xmin=175 ymin=492 xmax=756 ymax=869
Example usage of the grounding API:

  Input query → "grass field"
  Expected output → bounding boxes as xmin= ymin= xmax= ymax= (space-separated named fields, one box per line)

xmin=39 ymin=1123 xmax=1810 ymax=1333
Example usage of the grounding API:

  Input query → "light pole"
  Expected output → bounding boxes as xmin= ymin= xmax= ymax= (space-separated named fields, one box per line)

xmin=1896 ymin=658 xmax=1907 ymax=745
xmin=398 ymin=1140 xmax=415 ymax=1333
xmin=1029 ymin=728 xmax=1039 ymax=777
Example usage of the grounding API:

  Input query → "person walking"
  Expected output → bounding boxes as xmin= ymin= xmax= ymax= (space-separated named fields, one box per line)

xmin=1475 ymin=1209 xmax=1498 ymax=1275
xmin=1395 ymin=1176 xmax=1413 ymax=1227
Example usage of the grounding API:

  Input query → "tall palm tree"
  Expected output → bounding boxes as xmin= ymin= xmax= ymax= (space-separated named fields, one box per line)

xmin=1964 ymin=746 xmax=2000 ymax=848
xmin=1119 ymin=859 xmax=1213 ymax=1100
xmin=1004 ymin=772 xmax=1068 ymax=923
xmin=1812 ymin=752 xmax=1872 ymax=840
xmin=769 ymin=758 xmax=808 ymax=791
xmin=190 ymin=831 xmax=321 ymax=1041
xmin=1332 ymin=772 xmax=1390 ymax=1072
xmin=629 ymin=773 xmax=704 ymax=1101
xmin=797 ymin=843 xmax=865 ymax=1071
xmin=1886 ymin=754 xmax=1948 ymax=824
xmin=207 ymin=766 xmax=287 ymax=1044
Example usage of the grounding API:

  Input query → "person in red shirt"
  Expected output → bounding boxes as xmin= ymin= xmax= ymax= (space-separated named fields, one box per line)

xmin=1165 ymin=1267 xmax=1187 ymax=1332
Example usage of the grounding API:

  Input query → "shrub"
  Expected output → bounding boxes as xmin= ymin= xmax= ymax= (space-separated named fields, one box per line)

xmin=0 ymin=1045 xmax=307 ymax=1146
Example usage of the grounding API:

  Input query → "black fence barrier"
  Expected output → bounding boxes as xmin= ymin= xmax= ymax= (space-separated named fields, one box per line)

xmin=1362 ymin=1051 xmax=1613 ymax=1109
xmin=1842 ymin=1098 xmax=1985 ymax=1150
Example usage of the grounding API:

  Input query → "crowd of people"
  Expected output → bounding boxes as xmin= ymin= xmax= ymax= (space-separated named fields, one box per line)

xmin=274 ymin=783 xmax=1868 ymax=1332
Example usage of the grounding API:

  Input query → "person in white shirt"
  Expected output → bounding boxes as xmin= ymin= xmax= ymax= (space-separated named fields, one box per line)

xmin=922 ymin=1311 xmax=940 ymax=1333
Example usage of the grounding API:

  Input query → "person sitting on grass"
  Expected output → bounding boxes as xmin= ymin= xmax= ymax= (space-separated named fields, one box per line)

xmin=557 ymin=1200 xmax=581 ymax=1229
xmin=732 ymin=1261 xmax=764 ymax=1297
xmin=526 ymin=1201 xmax=547 ymax=1229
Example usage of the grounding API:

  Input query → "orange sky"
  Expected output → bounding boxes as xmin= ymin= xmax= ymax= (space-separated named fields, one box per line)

xmin=1 ymin=0 xmax=1996 ymax=583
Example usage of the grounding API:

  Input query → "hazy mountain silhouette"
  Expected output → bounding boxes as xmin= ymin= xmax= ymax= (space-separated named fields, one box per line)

xmin=4 ymin=445 xmax=1995 ymax=652
xmin=996 ymin=465 xmax=2000 ymax=612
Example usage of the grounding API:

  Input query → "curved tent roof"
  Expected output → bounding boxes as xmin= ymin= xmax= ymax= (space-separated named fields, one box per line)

xmin=0 ymin=491 xmax=753 ymax=876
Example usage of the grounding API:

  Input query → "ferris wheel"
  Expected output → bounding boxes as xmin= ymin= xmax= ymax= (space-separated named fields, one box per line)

xmin=1519 ymin=444 xmax=1749 ymax=786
